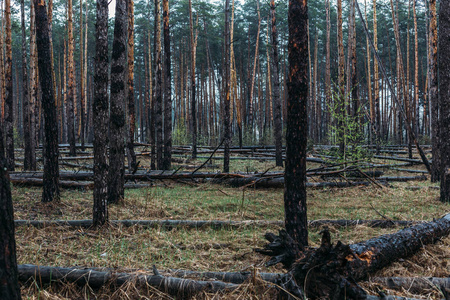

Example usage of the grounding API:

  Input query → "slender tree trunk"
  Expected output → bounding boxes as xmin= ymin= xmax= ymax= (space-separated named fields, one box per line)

xmin=189 ymin=0 xmax=197 ymax=159
xmin=271 ymin=0 xmax=282 ymax=167
xmin=413 ymin=0 xmax=419 ymax=138
xmin=79 ymin=0 xmax=85 ymax=150
xmin=35 ymin=0 xmax=60 ymax=203
xmin=373 ymin=0 xmax=380 ymax=148
xmin=439 ymin=0 xmax=450 ymax=202
xmin=29 ymin=0 xmax=38 ymax=167
xmin=127 ymin=0 xmax=137 ymax=173
xmin=67 ymin=0 xmax=76 ymax=156
xmin=162 ymin=0 xmax=172 ymax=170
xmin=108 ymin=0 xmax=127 ymax=204
xmin=285 ymin=0 xmax=308 ymax=249
xmin=0 ymin=155 xmax=21 ymax=299
xmin=22 ymin=0 xmax=33 ymax=171
xmin=350 ymin=0 xmax=358 ymax=129
xmin=430 ymin=0 xmax=439 ymax=182
xmin=93 ymin=0 xmax=109 ymax=225
xmin=223 ymin=0 xmax=231 ymax=172
xmin=248 ymin=0 xmax=261 ymax=141
xmin=4 ymin=0 xmax=14 ymax=171
xmin=155 ymin=0 xmax=163 ymax=168
xmin=337 ymin=0 xmax=345 ymax=155
xmin=325 ymin=0 xmax=331 ymax=141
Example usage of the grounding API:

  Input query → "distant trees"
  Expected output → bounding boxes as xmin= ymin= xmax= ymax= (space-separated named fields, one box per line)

xmin=285 ymin=0 xmax=308 ymax=249
xmin=35 ymin=0 xmax=60 ymax=203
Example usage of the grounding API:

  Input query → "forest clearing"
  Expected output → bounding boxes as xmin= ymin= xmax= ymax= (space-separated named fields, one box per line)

xmin=2 ymin=0 xmax=450 ymax=298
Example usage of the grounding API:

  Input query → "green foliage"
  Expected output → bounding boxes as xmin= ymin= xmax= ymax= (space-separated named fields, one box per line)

xmin=327 ymin=88 xmax=372 ymax=163
xmin=173 ymin=118 xmax=190 ymax=145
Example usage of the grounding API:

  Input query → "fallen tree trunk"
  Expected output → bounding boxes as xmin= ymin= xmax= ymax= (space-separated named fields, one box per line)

xmin=373 ymin=155 xmax=425 ymax=164
xmin=17 ymin=264 xmax=238 ymax=297
xmin=257 ymin=213 xmax=450 ymax=298
xmin=14 ymin=219 xmax=420 ymax=229
xmin=10 ymin=178 xmax=93 ymax=189
xmin=370 ymin=276 xmax=450 ymax=294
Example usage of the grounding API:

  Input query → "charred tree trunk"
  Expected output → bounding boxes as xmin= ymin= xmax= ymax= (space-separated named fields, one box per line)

xmin=108 ymin=0 xmax=127 ymax=204
xmin=271 ymin=0 xmax=282 ymax=168
xmin=92 ymin=0 xmax=109 ymax=225
xmin=126 ymin=0 xmax=137 ymax=173
xmin=155 ymin=0 xmax=163 ymax=169
xmin=337 ymin=0 xmax=345 ymax=156
xmin=22 ymin=0 xmax=34 ymax=171
xmin=4 ymin=0 xmax=14 ymax=171
xmin=35 ymin=0 xmax=60 ymax=202
xmin=0 ymin=156 xmax=21 ymax=299
xmin=430 ymin=0 xmax=439 ymax=182
xmin=285 ymin=0 xmax=308 ymax=250
xmin=223 ymin=0 xmax=231 ymax=173
xmin=162 ymin=0 xmax=172 ymax=170
xmin=440 ymin=1 xmax=450 ymax=203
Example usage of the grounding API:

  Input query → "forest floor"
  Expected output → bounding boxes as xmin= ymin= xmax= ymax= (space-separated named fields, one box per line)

xmin=11 ymin=148 xmax=450 ymax=299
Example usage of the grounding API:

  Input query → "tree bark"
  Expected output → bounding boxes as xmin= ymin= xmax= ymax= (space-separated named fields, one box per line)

xmin=162 ymin=0 xmax=172 ymax=170
xmin=440 ymin=1 xmax=450 ymax=203
xmin=108 ymin=0 xmax=127 ymax=204
xmin=430 ymin=0 xmax=439 ymax=182
xmin=285 ymin=0 xmax=308 ymax=250
xmin=155 ymin=0 xmax=163 ymax=168
xmin=223 ymin=0 xmax=231 ymax=173
xmin=0 ymin=155 xmax=21 ymax=299
xmin=22 ymin=0 xmax=34 ymax=171
xmin=4 ymin=0 xmax=14 ymax=171
xmin=271 ymin=0 xmax=282 ymax=167
xmin=35 ymin=0 xmax=60 ymax=202
xmin=127 ymin=0 xmax=137 ymax=173
xmin=93 ymin=0 xmax=109 ymax=225
xmin=67 ymin=0 xmax=76 ymax=156
xmin=337 ymin=0 xmax=345 ymax=156
xmin=189 ymin=0 xmax=197 ymax=159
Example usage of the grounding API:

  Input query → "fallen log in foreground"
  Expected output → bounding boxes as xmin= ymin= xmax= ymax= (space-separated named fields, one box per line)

xmin=371 ymin=277 xmax=450 ymax=294
xmin=17 ymin=264 xmax=238 ymax=297
xmin=257 ymin=213 xmax=450 ymax=299
xmin=16 ymin=264 xmax=429 ymax=300
xmin=13 ymin=219 xmax=421 ymax=229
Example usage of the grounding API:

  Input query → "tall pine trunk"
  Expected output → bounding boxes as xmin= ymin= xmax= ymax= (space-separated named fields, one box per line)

xmin=4 ymin=0 xmax=14 ymax=171
xmin=439 ymin=0 xmax=450 ymax=202
xmin=35 ymin=0 xmax=60 ymax=203
xmin=67 ymin=0 xmax=76 ymax=156
xmin=285 ymin=0 xmax=308 ymax=249
xmin=271 ymin=0 xmax=282 ymax=167
xmin=155 ymin=0 xmax=163 ymax=168
xmin=127 ymin=0 xmax=137 ymax=173
xmin=223 ymin=0 xmax=231 ymax=173
xmin=430 ymin=0 xmax=439 ymax=182
xmin=93 ymin=0 xmax=109 ymax=225
xmin=108 ymin=0 xmax=127 ymax=204
xmin=162 ymin=0 xmax=172 ymax=170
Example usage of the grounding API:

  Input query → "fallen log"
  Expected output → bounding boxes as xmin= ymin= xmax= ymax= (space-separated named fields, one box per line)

xmin=376 ymin=175 xmax=427 ymax=182
xmin=370 ymin=276 xmax=450 ymax=294
xmin=391 ymin=168 xmax=428 ymax=174
xmin=257 ymin=213 xmax=450 ymax=299
xmin=373 ymin=155 xmax=425 ymax=165
xmin=17 ymin=264 xmax=238 ymax=297
xmin=10 ymin=178 xmax=93 ymax=189
xmin=14 ymin=219 xmax=420 ymax=229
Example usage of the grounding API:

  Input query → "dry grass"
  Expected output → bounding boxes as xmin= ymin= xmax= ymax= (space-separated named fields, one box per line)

xmin=12 ymin=154 xmax=450 ymax=299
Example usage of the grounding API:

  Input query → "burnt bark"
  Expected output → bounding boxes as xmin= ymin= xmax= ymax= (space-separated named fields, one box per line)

xmin=35 ymin=0 xmax=60 ymax=203
xmin=22 ymin=0 xmax=34 ymax=171
xmin=67 ymin=0 xmax=76 ymax=157
xmin=259 ymin=213 xmax=450 ymax=299
xmin=93 ymin=0 xmax=109 ymax=225
xmin=108 ymin=0 xmax=127 ymax=204
xmin=439 ymin=1 xmax=450 ymax=202
xmin=4 ymin=0 xmax=14 ymax=171
xmin=271 ymin=0 xmax=283 ymax=167
xmin=0 ymin=156 xmax=21 ymax=299
xmin=223 ymin=0 xmax=231 ymax=172
xmin=285 ymin=0 xmax=308 ymax=249
xmin=162 ymin=0 xmax=172 ymax=170
xmin=430 ymin=0 xmax=439 ymax=182
xmin=155 ymin=0 xmax=163 ymax=169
